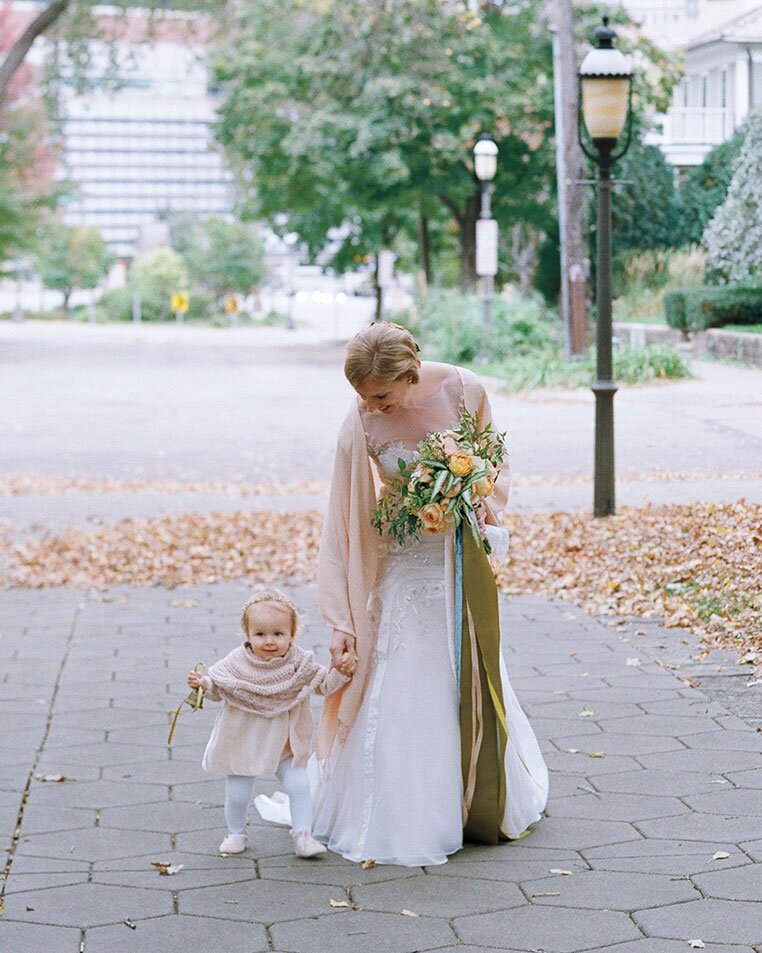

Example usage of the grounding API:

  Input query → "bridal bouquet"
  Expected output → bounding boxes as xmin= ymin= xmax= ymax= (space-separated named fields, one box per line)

xmin=371 ymin=409 xmax=506 ymax=554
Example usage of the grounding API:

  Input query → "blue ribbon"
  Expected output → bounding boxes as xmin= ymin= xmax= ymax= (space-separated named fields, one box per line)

xmin=454 ymin=522 xmax=463 ymax=688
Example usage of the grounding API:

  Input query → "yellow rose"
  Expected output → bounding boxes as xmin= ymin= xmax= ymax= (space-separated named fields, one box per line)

xmin=448 ymin=453 xmax=473 ymax=477
xmin=420 ymin=502 xmax=447 ymax=533
xmin=474 ymin=475 xmax=495 ymax=498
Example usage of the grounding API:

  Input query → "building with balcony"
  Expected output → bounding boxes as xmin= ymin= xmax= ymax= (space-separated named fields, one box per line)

xmin=659 ymin=4 xmax=762 ymax=167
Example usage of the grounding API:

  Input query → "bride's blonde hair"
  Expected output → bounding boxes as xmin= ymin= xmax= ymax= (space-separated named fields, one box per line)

xmin=344 ymin=322 xmax=421 ymax=390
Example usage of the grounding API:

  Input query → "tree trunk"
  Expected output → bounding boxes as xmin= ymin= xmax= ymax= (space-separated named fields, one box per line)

xmin=0 ymin=0 xmax=70 ymax=107
xmin=548 ymin=0 xmax=588 ymax=356
xmin=62 ymin=288 xmax=71 ymax=317
xmin=459 ymin=191 xmax=480 ymax=292
xmin=417 ymin=205 xmax=432 ymax=288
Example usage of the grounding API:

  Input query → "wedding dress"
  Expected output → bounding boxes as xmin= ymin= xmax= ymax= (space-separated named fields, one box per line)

xmin=306 ymin=364 xmax=549 ymax=866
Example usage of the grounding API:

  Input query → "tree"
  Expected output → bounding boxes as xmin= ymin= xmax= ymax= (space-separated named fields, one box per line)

xmin=183 ymin=218 xmax=266 ymax=302
xmin=34 ymin=221 xmax=111 ymax=314
xmin=129 ymin=247 xmax=189 ymax=320
xmin=703 ymin=110 xmax=762 ymax=285
xmin=0 ymin=6 xmax=59 ymax=269
xmin=215 ymin=0 xmax=553 ymax=291
xmin=679 ymin=129 xmax=744 ymax=247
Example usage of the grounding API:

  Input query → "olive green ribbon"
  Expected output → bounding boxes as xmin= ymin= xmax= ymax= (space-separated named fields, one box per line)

xmin=459 ymin=527 xmax=509 ymax=844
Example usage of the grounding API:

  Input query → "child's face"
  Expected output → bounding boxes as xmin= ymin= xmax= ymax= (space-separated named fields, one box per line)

xmin=245 ymin=603 xmax=295 ymax=661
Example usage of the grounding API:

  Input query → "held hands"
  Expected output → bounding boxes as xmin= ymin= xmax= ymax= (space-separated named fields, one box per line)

xmin=330 ymin=629 xmax=357 ymax=673
xmin=336 ymin=652 xmax=357 ymax=678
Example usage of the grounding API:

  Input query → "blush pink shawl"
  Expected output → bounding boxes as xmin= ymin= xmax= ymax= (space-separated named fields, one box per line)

xmin=316 ymin=366 xmax=506 ymax=757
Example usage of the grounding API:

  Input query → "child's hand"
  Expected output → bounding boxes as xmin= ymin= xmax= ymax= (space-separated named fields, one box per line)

xmin=187 ymin=670 xmax=204 ymax=690
xmin=337 ymin=652 xmax=357 ymax=677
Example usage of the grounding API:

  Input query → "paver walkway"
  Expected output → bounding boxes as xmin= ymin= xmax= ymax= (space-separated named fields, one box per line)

xmin=1 ymin=582 xmax=761 ymax=953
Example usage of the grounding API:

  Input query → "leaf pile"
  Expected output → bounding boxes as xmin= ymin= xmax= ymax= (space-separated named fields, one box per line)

xmin=0 ymin=502 xmax=759 ymax=659
xmin=2 ymin=511 xmax=322 ymax=589
xmin=0 ymin=474 xmax=329 ymax=497
xmin=497 ymin=502 xmax=761 ymax=657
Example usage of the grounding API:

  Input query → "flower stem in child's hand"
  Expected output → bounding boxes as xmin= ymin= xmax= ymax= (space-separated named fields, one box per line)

xmin=167 ymin=663 xmax=206 ymax=745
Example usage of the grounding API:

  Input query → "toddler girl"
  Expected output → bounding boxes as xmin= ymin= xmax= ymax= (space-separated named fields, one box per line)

xmin=188 ymin=585 xmax=355 ymax=858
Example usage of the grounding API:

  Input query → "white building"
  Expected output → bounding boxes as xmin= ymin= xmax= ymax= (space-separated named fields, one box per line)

xmin=10 ymin=3 xmax=233 ymax=258
xmin=659 ymin=4 xmax=762 ymax=166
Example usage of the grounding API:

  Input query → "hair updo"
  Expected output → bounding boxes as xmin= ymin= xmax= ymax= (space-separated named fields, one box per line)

xmin=344 ymin=322 xmax=421 ymax=391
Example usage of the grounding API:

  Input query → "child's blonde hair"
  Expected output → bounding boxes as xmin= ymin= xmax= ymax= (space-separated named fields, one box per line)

xmin=344 ymin=321 xmax=421 ymax=391
xmin=241 ymin=586 xmax=299 ymax=638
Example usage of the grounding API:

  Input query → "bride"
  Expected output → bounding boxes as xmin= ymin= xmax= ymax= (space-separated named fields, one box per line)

xmin=310 ymin=321 xmax=548 ymax=866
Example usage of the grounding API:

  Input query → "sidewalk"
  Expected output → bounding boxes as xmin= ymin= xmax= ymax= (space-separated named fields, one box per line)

xmin=2 ymin=582 xmax=761 ymax=953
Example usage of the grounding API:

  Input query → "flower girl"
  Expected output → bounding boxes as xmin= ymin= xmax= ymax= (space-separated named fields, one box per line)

xmin=188 ymin=586 xmax=355 ymax=858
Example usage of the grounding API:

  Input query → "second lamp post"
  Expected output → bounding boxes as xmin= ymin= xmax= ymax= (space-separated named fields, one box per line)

xmin=474 ymin=137 xmax=498 ymax=333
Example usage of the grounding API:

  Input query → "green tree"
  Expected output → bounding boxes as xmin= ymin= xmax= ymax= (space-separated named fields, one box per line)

xmin=184 ymin=218 xmax=266 ymax=302
xmin=34 ymin=221 xmax=111 ymax=314
xmin=679 ymin=130 xmax=744 ymax=247
xmin=214 ymin=0 xmax=553 ymax=291
xmin=703 ymin=110 xmax=762 ymax=284
xmin=129 ymin=247 xmax=189 ymax=321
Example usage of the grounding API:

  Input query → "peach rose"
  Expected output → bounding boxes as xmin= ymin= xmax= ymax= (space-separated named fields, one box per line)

xmin=444 ymin=480 xmax=462 ymax=499
xmin=420 ymin=502 xmax=447 ymax=534
xmin=474 ymin=475 xmax=495 ymax=498
xmin=443 ymin=436 xmax=460 ymax=457
xmin=448 ymin=453 xmax=474 ymax=478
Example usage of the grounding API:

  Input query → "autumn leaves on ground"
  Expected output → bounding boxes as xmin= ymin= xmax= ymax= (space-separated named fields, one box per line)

xmin=1 ymin=479 xmax=759 ymax=664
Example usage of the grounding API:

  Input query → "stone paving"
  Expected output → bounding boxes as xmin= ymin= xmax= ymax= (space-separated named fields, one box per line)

xmin=1 ymin=582 xmax=761 ymax=953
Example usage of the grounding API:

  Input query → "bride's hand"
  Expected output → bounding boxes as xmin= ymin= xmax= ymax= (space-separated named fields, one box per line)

xmin=330 ymin=629 xmax=357 ymax=669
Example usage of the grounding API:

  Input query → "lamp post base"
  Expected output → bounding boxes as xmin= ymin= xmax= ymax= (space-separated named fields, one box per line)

xmin=591 ymin=379 xmax=617 ymax=517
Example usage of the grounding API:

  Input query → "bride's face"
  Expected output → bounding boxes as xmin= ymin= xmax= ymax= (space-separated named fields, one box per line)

xmin=356 ymin=375 xmax=412 ymax=415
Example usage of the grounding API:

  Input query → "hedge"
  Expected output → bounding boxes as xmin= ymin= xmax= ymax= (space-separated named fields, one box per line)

xmin=664 ymin=285 xmax=762 ymax=333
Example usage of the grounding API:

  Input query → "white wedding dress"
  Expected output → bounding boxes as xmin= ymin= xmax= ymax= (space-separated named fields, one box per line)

xmin=258 ymin=365 xmax=549 ymax=865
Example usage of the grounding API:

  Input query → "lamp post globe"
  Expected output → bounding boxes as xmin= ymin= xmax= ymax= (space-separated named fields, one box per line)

xmin=474 ymin=137 xmax=498 ymax=182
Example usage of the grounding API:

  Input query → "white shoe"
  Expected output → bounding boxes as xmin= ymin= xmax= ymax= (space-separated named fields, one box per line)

xmin=219 ymin=833 xmax=247 ymax=854
xmin=291 ymin=829 xmax=327 ymax=858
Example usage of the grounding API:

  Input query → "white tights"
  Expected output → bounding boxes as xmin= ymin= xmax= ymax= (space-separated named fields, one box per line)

xmin=225 ymin=757 xmax=312 ymax=834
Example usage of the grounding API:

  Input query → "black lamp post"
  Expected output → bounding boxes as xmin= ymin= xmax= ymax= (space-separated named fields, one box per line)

xmin=579 ymin=16 xmax=633 ymax=518
xmin=473 ymin=136 xmax=498 ymax=333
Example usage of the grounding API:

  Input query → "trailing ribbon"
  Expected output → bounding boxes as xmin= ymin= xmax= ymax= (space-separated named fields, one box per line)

xmin=458 ymin=528 xmax=509 ymax=844
xmin=454 ymin=523 xmax=464 ymax=686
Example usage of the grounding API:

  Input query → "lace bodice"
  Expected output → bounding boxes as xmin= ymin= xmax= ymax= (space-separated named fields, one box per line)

xmin=361 ymin=363 xmax=465 ymax=483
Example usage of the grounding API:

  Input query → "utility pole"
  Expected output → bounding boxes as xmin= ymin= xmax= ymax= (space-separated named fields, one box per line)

xmin=548 ymin=0 xmax=588 ymax=357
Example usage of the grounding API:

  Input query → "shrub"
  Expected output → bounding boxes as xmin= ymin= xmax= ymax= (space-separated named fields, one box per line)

xmin=95 ymin=287 xmax=133 ymax=322
xmin=185 ymin=289 xmax=216 ymax=322
xmin=128 ymin=248 xmax=189 ymax=321
xmin=401 ymin=288 xmax=559 ymax=364
xmin=664 ymin=291 xmax=688 ymax=332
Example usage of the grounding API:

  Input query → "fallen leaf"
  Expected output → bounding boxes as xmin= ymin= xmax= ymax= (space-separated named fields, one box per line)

xmin=35 ymin=773 xmax=67 ymax=783
xmin=531 ymin=891 xmax=561 ymax=897
xmin=169 ymin=599 xmax=198 ymax=608
xmin=586 ymin=752 xmax=605 ymax=758
xmin=329 ymin=899 xmax=353 ymax=909
xmin=361 ymin=859 xmax=376 ymax=870
xmin=401 ymin=909 xmax=419 ymax=918
xmin=566 ymin=748 xmax=580 ymax=754
xmin=579 ymin=708 xmax=595 ymax=718
xmin=712 ymin=851 xmax=730 ymax=860
xmin=549 ymin=868 xmax=573 ymax=876
xmin=689 ymin=942 xmax=705 ymax=950
xmin=740 ymin=651 xmax=760 ymax=664
xmin=151 ymin=861 xmax=184 ymax=876
xmin=626 ymin=657 xmax=641 ymax=667
xmin=123 ymin=918 xmax=137 ymax=930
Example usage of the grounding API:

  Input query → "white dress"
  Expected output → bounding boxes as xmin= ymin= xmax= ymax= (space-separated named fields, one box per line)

xmin=309 ymin=370 xmax=549 ymax=866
